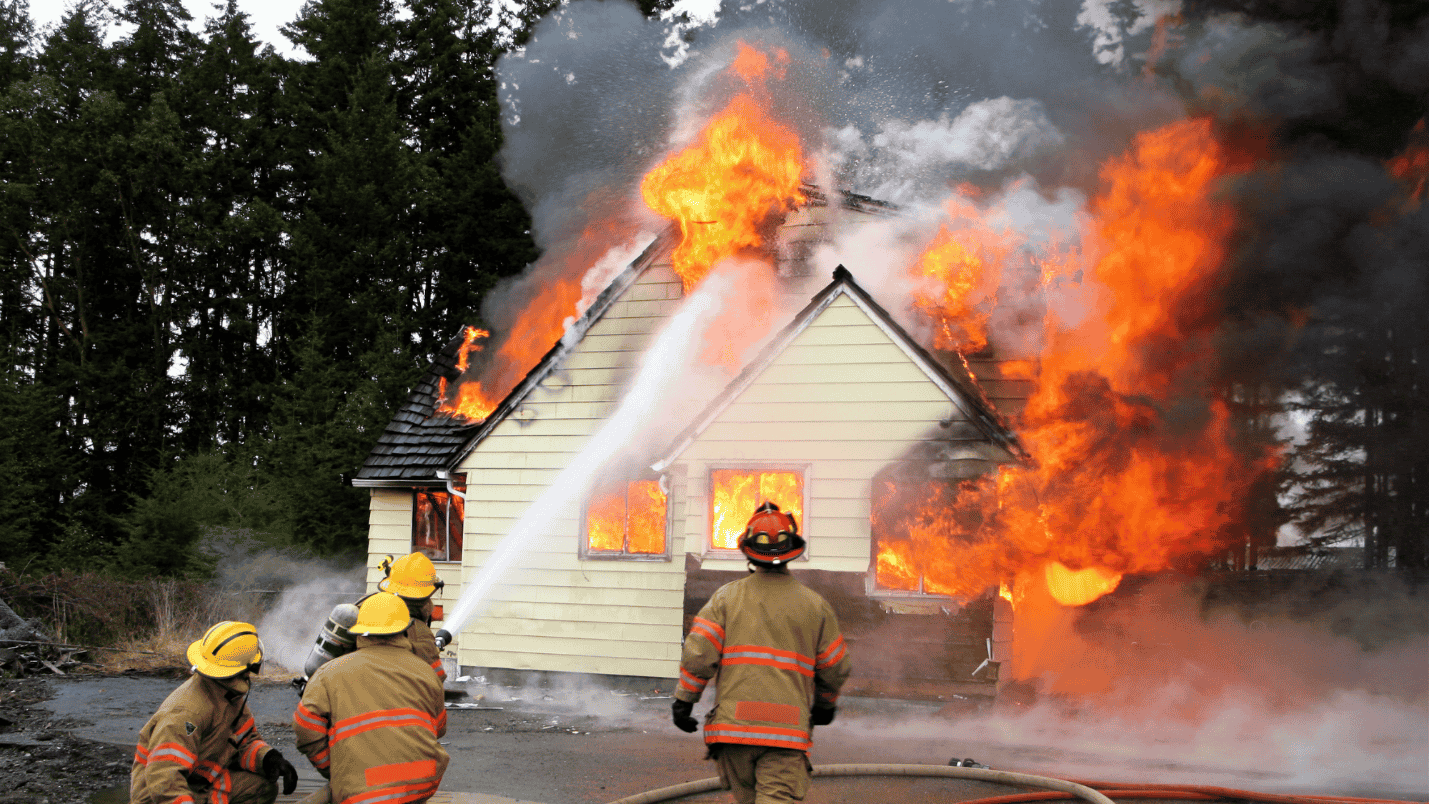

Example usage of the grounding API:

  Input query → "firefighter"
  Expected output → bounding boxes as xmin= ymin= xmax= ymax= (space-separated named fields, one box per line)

xmin=294 ymin=592 xmax=449 ymax=804
xmin=672 ymin=502 xmax=853 ymax=804
xmin=131 ymin=621 xmax=299 ymax=804
xmin=374 ymin=552 xmax=453 ymax=682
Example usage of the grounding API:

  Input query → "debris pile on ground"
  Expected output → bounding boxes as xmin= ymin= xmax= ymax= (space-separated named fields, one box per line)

xmin=0 ymin=598 xmax=93 ymax=677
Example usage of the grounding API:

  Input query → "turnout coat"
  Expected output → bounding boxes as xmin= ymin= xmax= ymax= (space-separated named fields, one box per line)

xmin=675 ymin=570 xmax=852 ymax=752
xmin=130 ymin=673 xmax=276 ymax=804
xmin=294 ymin=634 xmax=449 ymax=804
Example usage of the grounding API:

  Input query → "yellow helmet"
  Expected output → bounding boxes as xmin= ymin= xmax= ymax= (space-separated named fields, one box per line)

xmin=378 ymin=552 xmax=442 ymax=599
xmin=354 ymin=593 xmax=413 ymax=636
xmin=187 ymin=621 xmax=263 ymax=679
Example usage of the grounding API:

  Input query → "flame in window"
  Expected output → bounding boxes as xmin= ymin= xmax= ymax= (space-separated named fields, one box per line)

xmin=587 ymin=480 xmax=667 ymax=555
xmin=710 ymin=470 xmax=803 ymax=551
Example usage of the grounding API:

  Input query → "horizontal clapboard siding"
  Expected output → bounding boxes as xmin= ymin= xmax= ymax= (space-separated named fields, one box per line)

xmin=673 ymin=294 xmax=969 ymax=573
xmin=453 ymin=263 xmax=686 ymax=679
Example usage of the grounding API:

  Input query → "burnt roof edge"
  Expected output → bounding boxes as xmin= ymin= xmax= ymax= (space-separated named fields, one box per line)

xmin=651 ymin=264 xmax=1026 ymax=472
xmin=443 ymin=229 xmax=677 ymax=473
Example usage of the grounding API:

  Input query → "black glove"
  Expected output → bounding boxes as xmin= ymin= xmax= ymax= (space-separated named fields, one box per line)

xmin=810 ymin=705 xmax=837 ymax=726
xmin=671 ymin=699 xmax=699 ymax=733
xmin=262 ymin=750 xmax=299 ymax=795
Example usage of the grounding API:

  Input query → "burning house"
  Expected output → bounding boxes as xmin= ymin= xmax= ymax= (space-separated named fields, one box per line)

xmin=354 ymin=188 xmax=1032 ymax=695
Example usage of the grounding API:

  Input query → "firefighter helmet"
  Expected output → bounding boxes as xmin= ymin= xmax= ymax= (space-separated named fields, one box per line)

xmin=354 ymin=592 xmax=413 ymax=637
xmin=378 ymin=552 xmax=444 ymax=599
xmin=188 ymin=621 xmax=264 ymax=679
xmin=739 ymin=502 xmax=806 ymax=566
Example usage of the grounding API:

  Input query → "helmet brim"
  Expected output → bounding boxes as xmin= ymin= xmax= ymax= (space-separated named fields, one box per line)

xmin=377 ymin=577 xmax=436 ymax=599
xmin=355 ymin=616 xmax=412 ymax=637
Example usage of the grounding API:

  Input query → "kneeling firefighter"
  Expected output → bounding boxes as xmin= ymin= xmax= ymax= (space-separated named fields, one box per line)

xmin=296 ymin=552 xmax=454 ymax=690
xmin=132 ymin=622 xmax=299 ymax=804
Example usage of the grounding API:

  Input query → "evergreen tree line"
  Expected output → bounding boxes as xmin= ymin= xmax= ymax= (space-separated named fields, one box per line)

xmin=0 ymin=0 xmax=587 ymax=576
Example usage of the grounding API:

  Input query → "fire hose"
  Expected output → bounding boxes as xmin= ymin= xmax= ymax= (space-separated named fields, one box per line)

xmin=603 ymin=765 xmax=1427 ymax=804
xmin=603 ymin=763 xmax=1119 ymax=804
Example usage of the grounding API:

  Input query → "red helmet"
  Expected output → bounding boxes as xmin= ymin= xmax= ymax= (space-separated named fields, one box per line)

xmin=739 ymin=502 xmax=806 ymax=566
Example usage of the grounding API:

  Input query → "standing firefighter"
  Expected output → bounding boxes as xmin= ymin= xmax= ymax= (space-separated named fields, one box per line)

xmin=672 ymin=502 xmax=853 ymax=804
xmin=131 ymin=621 xmax=299 ymax=804
xmin=294 ymin=592 xmax=449 ymax=804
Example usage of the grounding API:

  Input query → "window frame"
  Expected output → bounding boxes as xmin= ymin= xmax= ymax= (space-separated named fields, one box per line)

xmin=703 ymin=463 xmax=811 ymax=560
xmin=411 ymin=476 xmax=465 ymax=564
xmin=866 ymin=472 xmax=975 ymax=600
xmin=579 ymin=477 xmax=673 ymax=562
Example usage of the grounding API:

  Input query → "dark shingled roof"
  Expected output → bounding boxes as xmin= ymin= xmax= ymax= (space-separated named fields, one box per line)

xmin=353 ymin=330 xmax=482 ymax=483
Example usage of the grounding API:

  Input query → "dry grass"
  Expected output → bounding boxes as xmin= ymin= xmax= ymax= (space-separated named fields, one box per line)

xmin=1 ymin=569 xmax=281 ymax=676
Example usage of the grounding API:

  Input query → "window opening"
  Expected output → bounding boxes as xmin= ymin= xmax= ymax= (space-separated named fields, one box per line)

xmin=585 ymin=479 xmax=667 ymax=557
xmin=709 ymin=469 xmax=804 ymax=551
xmin=413 ymin=477 xmax=464 ymax=562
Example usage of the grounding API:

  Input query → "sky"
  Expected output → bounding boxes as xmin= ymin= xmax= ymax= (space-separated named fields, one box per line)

xmin=26 ymin=0 xmax=726 ymax=56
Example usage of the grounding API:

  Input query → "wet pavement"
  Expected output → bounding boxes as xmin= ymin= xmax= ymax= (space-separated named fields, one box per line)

xmin=41 ymin=675 xmax=1429 ymax=804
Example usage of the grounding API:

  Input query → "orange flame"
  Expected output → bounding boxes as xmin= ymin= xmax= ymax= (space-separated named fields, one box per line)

xmin=877 ymin=118 xmax=1275 ymax=613
xmin=435 ymin=327 xmax=494 ymax=420
xmin=1387 ymin=118 xmax=1428 ymax=204
xmin=641 ymin=42 xmax=806 ymax=293
xmin=587 ymin=480 xmax=667 ymax=554
xmin=911 ymin=193 xmax=1010 ymax=354
xmin=710 ymin=469 xmax=803 ymax=551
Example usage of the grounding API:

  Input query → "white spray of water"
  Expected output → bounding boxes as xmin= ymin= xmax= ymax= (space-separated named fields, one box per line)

xmin=441 ymin=270 xmax=732 ymax=635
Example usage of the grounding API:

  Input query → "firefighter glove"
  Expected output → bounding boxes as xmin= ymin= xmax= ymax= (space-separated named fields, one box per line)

xmin=262 ymin=750 xmax=299 ymax=795
xmin=671 ymin=699 xmax=699 ymax=733
xmin=810 ymin=705 xmax=837 ymax=726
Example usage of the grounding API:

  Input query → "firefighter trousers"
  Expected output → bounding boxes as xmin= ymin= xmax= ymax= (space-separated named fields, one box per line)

xmin=190 ymin=769 xmax=277 ymax=804
xmin=713 ymin=744 xmax=813 ymax=804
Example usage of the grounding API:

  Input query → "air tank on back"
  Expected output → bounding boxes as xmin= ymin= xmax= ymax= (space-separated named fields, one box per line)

xmin=301 ymin=603 xmax=360 ymax=682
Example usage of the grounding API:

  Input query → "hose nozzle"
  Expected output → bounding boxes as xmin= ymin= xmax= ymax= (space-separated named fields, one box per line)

xmin=434 ymin=629 xmax=453 ymax=650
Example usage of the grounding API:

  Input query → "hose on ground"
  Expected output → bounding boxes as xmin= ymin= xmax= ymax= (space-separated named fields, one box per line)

xmin=604 ymin=763 xmax=1119 ymax=804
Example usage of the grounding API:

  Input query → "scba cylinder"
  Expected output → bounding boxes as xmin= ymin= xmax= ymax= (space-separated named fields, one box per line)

xmin=302 ymin=603 xmax=360 ymax=680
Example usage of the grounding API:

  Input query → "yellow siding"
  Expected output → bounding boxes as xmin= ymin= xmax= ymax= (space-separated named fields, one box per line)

xmin=453 ymin=262 xmax=687 ymax=679
xmin=672 ymin=293 xmax=986 ymax=573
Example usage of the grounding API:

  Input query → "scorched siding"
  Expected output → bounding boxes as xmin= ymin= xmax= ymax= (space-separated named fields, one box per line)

xmin=453 ymin=262 xmax=688 ymax=680
xmin=673 ymin=293 xmax=978 ymax=575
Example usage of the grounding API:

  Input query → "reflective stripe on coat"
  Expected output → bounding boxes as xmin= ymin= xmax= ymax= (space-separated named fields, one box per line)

xmin=294 ymin=635 xmax=449 ymax=804
xmin=130 ymin=674 xmax=274 ymax=804
xmin=676 ymin=571 xmax=852 ymax=752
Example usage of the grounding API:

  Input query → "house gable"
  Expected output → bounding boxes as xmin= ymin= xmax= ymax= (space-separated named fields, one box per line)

xmin=659 ymin=266 xmax=1024 ymax=575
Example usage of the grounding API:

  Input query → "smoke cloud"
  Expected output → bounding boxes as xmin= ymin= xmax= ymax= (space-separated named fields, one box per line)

xmin=482 ymin=0 xmax=1429 ymax=785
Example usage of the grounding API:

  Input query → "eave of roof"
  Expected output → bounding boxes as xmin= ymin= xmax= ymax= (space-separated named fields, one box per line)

xmin=651 ymin=265 xmax=1027 ymax=472
xmin=353 ymin=327 xmax=486 ymax=484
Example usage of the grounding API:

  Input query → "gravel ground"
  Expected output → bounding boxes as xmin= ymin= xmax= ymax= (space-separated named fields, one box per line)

xmin=0 ymin=675 xmax=137 ymax=804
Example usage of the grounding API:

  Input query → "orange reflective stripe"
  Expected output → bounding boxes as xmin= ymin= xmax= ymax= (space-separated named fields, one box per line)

xmin=678 ymin=668 xmax=709 ymax=694
xmin=722 ymin=645 xmax=815 ymax=677
xmin=364 ymin=758 xmax=439 ymax=787
xmin=705 ymin=723 xmax=811 ymax=750
xmin=133 ymin=744 xmax=149 ymax=765
xmin=147 ymin=741 xmax=197 ymax=768
xmin=240 ymin=739 xmax=267 ymax=771
xmin=816 ymin=636 xmax=846 ymax=667
xmin=690 ymin=617 xmax=724 ymax=650
xmin=331 ymin=708 xmax=438 ymax=743
xmin=343 ymin=780 xmax=440 ymax=804
xmin=294 ymin=702 xmax=328 ymax=733
xmin=436 ymin=709 xmax=447 ymax=733
xmin=311 ymin=746 xmax=331 ymax=770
